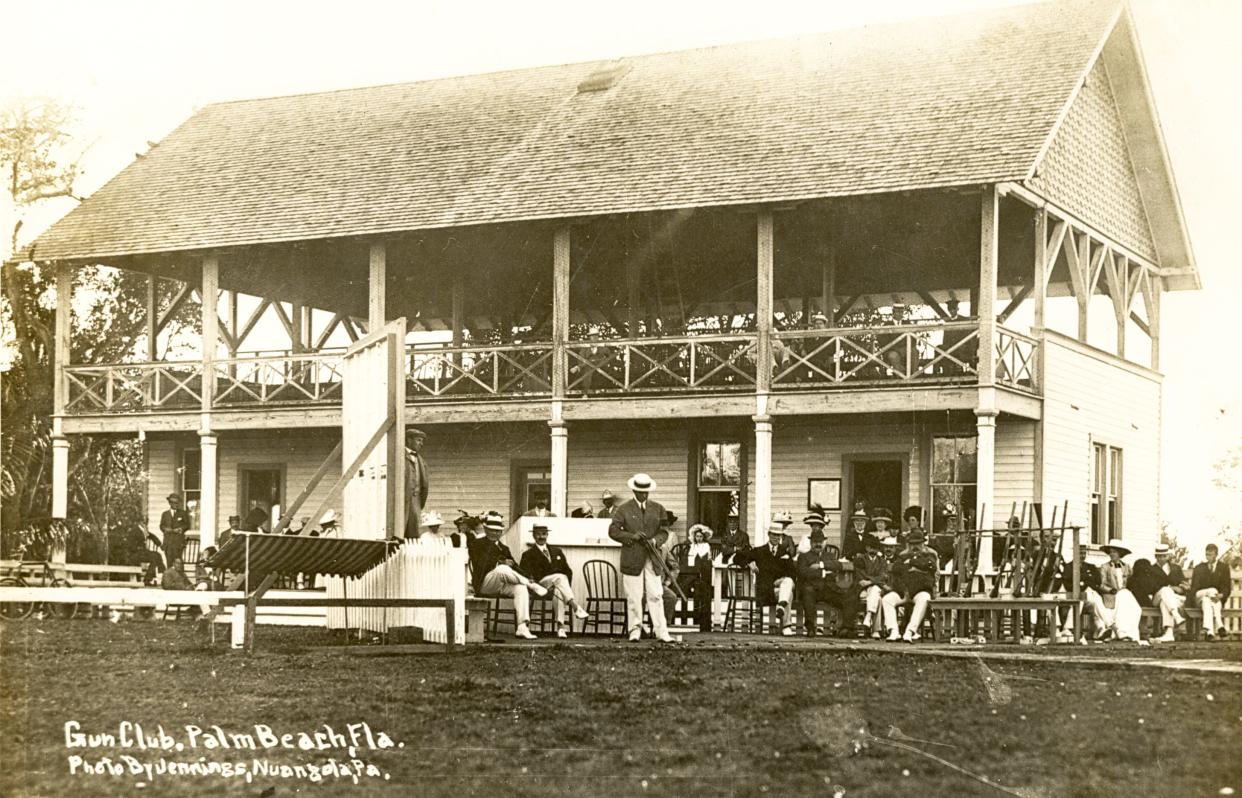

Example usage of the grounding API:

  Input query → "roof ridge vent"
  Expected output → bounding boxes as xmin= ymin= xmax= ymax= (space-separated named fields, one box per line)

xmin=577 ymin=61 xmax=631 ymax=93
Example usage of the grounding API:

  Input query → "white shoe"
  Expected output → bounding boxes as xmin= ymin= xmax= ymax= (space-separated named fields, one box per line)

xmin=781 ymin=626 xmax=795 ymax=637
xmin=1156 ymin=628 xmax=1175 ymax=643
xmin=528 ymin=582 xmax=549 ymax=598
xmin=556 ymin=628 xmax=568 ymax=639
xmin=657 ymin=634 xmax=680 ymax=643
xmin=515 ymin=624 xmax=537 ymax=640
xmin=902 ymin=630 xmax=917 ymax=643
xmin=574 ymin=605 xmax=589 ymax=620
xmin=1019 ymin=635 xmax=1035 ymax=646
xmin=870 ymin=630 xmax=882 ymax=640
xmin=628 ymin=628 xmax=642 ymax=642
xmin=886 ymin=629 xmax=901 ymax=642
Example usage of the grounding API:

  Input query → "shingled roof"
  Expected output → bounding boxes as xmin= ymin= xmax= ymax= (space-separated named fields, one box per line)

xmin=30 ymin=0 xmax=1124 ymax=262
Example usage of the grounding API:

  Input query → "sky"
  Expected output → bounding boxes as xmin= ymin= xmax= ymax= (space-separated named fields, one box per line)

xmin=3 ymin=0 xmax=1239 ymax=551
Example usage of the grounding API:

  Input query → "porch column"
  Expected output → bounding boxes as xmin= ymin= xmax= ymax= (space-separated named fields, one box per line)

xmin=368 ymin=242 xmax=386 ymax=329
xmin=552 ymin=225 xmax=570 ymax=397
xmin=975 ymin=406 xmax=998 ymax=566
xmin=52 ymin=264 xmax=71 ymax=522
xmin=756 ymin=210 xmax=774 ymax=391
xmin=1147 ymin=274 xmax=1161 ymax=371
xmin=977 ymin=186 xmax=998 ymax=387
xmin=549 ymin=421 xmax=568 ymax=517
xmin=199 ymin=432 xmax=219 ymax=548
xmin=146 ymin=274 xmax=158 ymax=361
xmin=201 ymin=257 xmax=219 ymax=424
xmin=753 ymin=414 xmax=773 ymax=546
xmin=1032 ymin=208 xmax=1048 ymax=506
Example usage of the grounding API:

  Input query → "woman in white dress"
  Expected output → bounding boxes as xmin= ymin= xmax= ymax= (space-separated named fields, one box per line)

xmin=1097 ymin=539 xmax=1142 ymax=641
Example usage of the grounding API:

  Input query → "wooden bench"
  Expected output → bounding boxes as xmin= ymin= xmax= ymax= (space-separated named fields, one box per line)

xmin=465 ymin=597 xmax=489 ymax=643
xmin=216 ymin=596 xmax=461 ymax=652
xmin=62 ymin=563 xmax=147 ymax=588
xmin=929 ymin=596 xmax=1083 ymax=643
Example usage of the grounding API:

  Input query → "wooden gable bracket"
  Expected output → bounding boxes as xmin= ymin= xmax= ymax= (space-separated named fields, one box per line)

xmin=997 ymin=282 xmax=1033 ymax=325
xmin=1043 ymin=221 xmax=1068 ymax=290
xmin=234 ymin=298 xmax=274 ymax=351
xmin=269 ymin=301 xmax=299 ymax=344
xmin=312 ymin=312 xmax=346 ymax=350
xmin=156 ymin=281 xmax=194 ymax=332
xmin=832 ymin=294 xmax=862 ymax=325
xmin=916 ymin=291 xmax=951 ymax=321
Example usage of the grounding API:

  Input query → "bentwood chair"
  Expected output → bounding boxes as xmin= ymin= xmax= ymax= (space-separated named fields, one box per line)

xmin=581 ymin=559 xmax=627 ymax=636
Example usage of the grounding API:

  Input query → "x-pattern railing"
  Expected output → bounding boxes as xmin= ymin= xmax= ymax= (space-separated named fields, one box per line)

xmin=213 ymin=352 xmax=345 ymax=406
xmin=566 ymin=335 xmax=757 ymax=395
xmin=773 ymin=322 xmax=979 ymax=387
xmin=64 ymin=362 xmax=204 ymax=413
xmin=996 ymin=328 xmax=1038 ymax=392
xmin=406 ymin=343 xmax=552 ymax=398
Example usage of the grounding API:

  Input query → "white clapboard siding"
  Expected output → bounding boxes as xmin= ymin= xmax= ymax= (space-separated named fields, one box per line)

xmin=419 ymin=423 xmax=547 ymax=518
xmin=146 ymin=438 xmax=178 ymax=535
xmin=324 ymin=543 xmax=466 ymax=644
xmin=994 ymin=419 xmax=1036 ymax=516
xmin=216 ymin=431 xmax=343 ymax=529
xmin=1041 ymin=333 xmax=1161 ymax=554
xmin=566 ymin=421 xmax=689 ymax=531
xmin=758 ymin=417 xmax=924 ymax=547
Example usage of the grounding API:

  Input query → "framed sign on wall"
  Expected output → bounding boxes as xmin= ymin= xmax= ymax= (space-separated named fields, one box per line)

xmin=807 ymin=478 xmax=841 ymax=512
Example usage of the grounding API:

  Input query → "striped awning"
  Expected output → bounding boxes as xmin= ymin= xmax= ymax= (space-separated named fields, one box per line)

xmin=208 ymin=532 xmax=399 ymax=579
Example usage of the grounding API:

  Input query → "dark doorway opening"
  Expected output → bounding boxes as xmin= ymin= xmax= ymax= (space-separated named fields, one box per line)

xmin=846 ymin=458 xmax=903 ymax=521
xmin=239 ymin=465 xmax=284 ymax=532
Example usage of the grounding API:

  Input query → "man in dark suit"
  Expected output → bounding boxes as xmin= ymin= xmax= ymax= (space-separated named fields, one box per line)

xmin=608 ymin=473 xmax=675 ymax=642
xmin=1190 ymin=543 xmax=1232 ymax=641
xmin=1151 ymin=542 xmax=1188 ymax=642
xmin=519 ymin=523 xmax=589 ymax=638
xmin=712 ymin=510 xmax=750 ymax=562
xmin=797 ymin=527 xmax=858 ymax=637
xmin=159 ymin=494 xmax=191 ymax=570
xmin=467 ymin=513 xmax=549 ymax=639
xmin=734 ymin=523 xmax=799 ymax=635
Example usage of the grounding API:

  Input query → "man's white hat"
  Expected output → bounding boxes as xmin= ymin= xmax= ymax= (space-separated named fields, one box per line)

xmin=627 ymin=473 xmax=657 ymax=492
xmin=766 ymin=522 xmax=787 ymax=536
xmin=482 ymin=511 xmax=505 ymax=530
xmin=1154 ymin=543 xmax=1170 ymax=555
xmin=421 ymin=511 xmax=443 ymax=527
xmin=319 ymin=509 xmax=337 ymax=525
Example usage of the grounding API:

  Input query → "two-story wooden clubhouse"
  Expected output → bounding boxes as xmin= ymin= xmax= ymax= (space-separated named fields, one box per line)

xmin=24 ymin=0 xmax=1198 ymax=562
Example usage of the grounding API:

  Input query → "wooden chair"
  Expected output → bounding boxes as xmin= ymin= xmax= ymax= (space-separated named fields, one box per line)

xmin=581 ymin=559 xmax=627 ymax=636
xmin=722 ymin=566 xmax=763 ymax=632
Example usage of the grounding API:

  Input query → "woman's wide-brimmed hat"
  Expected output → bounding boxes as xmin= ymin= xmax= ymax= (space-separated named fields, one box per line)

xmin=688 ymin=523 xmax=712 ymax=540
xmin=870 ymin=507 xmax=894 ymax=524
xmin=627 ymin=473 xmax=657 ymax=492
xmin=1101 ymin=538 xmax=1131 ymax=557
xmin=803 ymin=512 xmax=826 ymax=526
xmin=420 ymin=511 xmax=443 ymax=527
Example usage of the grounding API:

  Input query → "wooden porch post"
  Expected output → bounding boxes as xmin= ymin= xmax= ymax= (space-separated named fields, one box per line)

xmin=51 ymin=266 xmax=71 ymax=523
xmin=146 ymin=274 xmax=158 ymax=361
xmin=368 ymin=243 xmax=386 ymax=329
xmin=1076 ymin=233 xmax=1090 ymax=342
xmin=1032 ymin=208 xmax=1048 ymax=506
xmin=976 ymin=187 xmax=999 ymax=560
xmin=753 ymin=210 xmax=775 ymax=544
xmin=550 ymin=225 xmax=571 ymax=516
xmin=1147 ymin=273 xmax=1161 ymax=371
xmin=199 ymin=256 xmax=220 ymax=548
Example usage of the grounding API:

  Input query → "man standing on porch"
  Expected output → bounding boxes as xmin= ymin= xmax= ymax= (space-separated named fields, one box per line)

xmin=608 ymin=473 xmax=676 ymax=643
xmin=159 ymin=494 xmax=190 ymax=570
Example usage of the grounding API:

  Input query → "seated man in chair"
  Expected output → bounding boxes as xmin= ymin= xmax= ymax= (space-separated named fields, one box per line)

xmin=519 ymin=523 xmax=590 ymax=638
xmin=468 ymin=513 xmax=550 ymax=639
xmin=881 ymin=529 xmax=939 ymax=642
xmin=797 ymin=526 xmax=858 ymax=637
xmin=734 ymin=523 xmax=799 ymax=635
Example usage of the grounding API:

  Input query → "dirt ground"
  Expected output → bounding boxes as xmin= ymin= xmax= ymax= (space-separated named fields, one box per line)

xmin=2 ymin=620 xmax=1240 ymax=797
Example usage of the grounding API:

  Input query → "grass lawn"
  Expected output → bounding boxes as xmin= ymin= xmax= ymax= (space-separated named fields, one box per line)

xmin=2 ymin=621 xmax=1240 ymax=798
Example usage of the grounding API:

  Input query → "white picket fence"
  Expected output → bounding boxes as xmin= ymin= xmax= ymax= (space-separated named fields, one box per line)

xmin=323 ymin=542 xmax=466 ymax=645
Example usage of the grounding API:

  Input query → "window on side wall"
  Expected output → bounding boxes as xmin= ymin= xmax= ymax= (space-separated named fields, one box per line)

xmin=930 ymin=435 xmax=977 ymax=534
xmin=1090 ymin=442 xmax=1122 ymax=544
xmin=697 ymin=441 xmax=743 ymax=539
xmin=181 ymin=448 xmax=202 ymax=531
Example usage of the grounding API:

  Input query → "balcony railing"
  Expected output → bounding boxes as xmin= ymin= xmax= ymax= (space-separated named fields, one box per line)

xmin=566 ymin=335 xmax=757 ymax=395
xmin=59 ymin=322 xmax=1040 ymax=415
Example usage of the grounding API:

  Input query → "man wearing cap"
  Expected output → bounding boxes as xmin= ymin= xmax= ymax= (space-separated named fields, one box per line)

xmin=734 ymin=523 xmax=799 ymax=635
xmin=404 ymin=428 xmax=430 ymax=540
xmin=160 ymin=494 xmax=191 ymax=570
xmin=854 ymin=534 xmax=891 ymax=639
xmin=595 ymin=490 xmax=618 ymax=519
xmin=608 ymin=473 xmax=676 ymax=643
xmin=797 ymin=526 xmax=857 ymax=637
xmin=713 ymin=510 xmax=750 ymax=562
xmin=1190 ymin=543 xmax=1232 ymax=641
xmin=881 ymin=529 xmax=939 ymax=642
xmin=1148 ymin=543 xmax=1188 ymax=642
xmin=468 ymin=513 xmax=550 ymax=639
xmin=520 ymin=524 xmax=590 ymax=638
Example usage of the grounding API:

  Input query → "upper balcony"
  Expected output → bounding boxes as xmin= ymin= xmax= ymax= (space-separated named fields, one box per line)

xmin=49 ymin=186 xmax=1159 ymax=429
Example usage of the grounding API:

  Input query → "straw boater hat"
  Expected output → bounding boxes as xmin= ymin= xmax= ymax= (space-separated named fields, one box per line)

xmin=627 ymin=473 xmax=657 ymax=492
xmin=531 ymin=523 xmax=550 ymax=535
xmin=319 ymin=509 xmax=337 ymax=525
xmin=1101 ymin=538 xmax=1131 ymax=557
xmin=1154 ymin=543 xmax=1171 ymax=555
xmin=881 ymin=535 xmax=898 ymax=547
xmin=766 ymin=522 xmax=787 ymax=537
xmin=850 ymin=509 xmax=870 ymax=523
xmin=483 ymin=511 xmax=505 ymax=531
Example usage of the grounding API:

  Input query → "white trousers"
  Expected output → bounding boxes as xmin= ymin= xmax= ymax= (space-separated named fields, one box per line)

xmin=623 ymin=561 xmax=669 ymax=639
xmin=772 ymin=577 xmax=795 ymax=607
xmin=881 ymin=590 xmax=931 ymax=634
xmin=860 ymin=585 xmax=884 ymax=616
xmin=481 ymin=564 xmax=532 ymax=626
xmin=1195 ymin=588 xmax=1224 ymax=632
xmin=537 ymin=573 xmax=578 ymax=625
xmin=1155 ymin=586 xmax=1186 ymax=628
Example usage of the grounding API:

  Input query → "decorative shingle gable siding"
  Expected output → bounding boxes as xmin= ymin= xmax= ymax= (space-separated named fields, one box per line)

xmin=1030 ymin=60 xmax=1157 ymax=261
